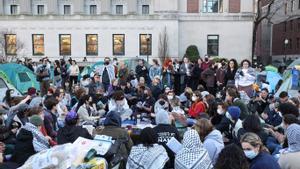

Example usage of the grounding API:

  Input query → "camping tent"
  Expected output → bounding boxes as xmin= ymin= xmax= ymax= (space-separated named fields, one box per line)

xmin=0 ymin=76 xmax=22 ymax=102
xmin=266 ymin=71 xmax=282 ymax=93
xmin=0 ymin=63 xmax=40 ymax=94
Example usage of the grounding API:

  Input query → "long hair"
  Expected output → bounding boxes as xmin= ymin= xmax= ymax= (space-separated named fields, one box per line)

xmin=214 ymin=144 xmax=249 ymax=169
xmin=240 ymin=132 xmax=268 ymax=153
xmin=75 ymin=95 xmax=90 ymax=112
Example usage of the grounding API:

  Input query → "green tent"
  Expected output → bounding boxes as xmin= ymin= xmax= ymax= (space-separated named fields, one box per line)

xmin=0 ymin=63 xmax=40 ymax=94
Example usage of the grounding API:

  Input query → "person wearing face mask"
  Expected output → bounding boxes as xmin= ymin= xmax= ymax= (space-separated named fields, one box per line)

xmin=135 ymin=59 xmax=150 ymax=86
xmin=240 ymin=132 xmax=280 ymax=169
xmin=167 ymin=90 xmax=180 ymax=109
xmin=215 ymin=106 xmax=242 ymax=143
xmin=188 ymin=91 xmax=206 ymax=118
xmin=201 ymin=55 xmax=212 ymax=71
xmin=96 ymin=57 xmax=115 ymax=92
xmin=211 ymin=102 xmax=227 ymax=126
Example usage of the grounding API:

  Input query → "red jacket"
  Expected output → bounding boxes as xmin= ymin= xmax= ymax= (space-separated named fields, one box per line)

xmin=188 ymin=101 xmax=206 ymax=118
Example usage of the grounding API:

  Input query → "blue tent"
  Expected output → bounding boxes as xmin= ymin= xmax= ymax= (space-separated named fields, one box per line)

xmin=0 ymin=63 xmax=40 ymax=94
xmin=266 ymin=71 xmax=282 ymax=93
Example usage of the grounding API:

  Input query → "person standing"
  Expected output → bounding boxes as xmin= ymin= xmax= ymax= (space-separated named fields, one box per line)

xmin=97 ymin=57 xmax=115 ymax=92
xmin=162 ymin=58 xmax=174 ymax=88
xmin=60 ymin=59 xmax=69 ymax=91
xmin=68 ymin=60 xmax=80 ymax=92
xmin=235 ymin=60 xmax=256 ymax=97
xmin=36 ymin=58 xmax=51 ymax=96
xmin=179 ymin=57 xmax=191 ymax=93
xmin=216 ymin=61 xmax=227 ymax=91
xmin=201 ymin=63 xmax=216 ymax=95
xmin=225 ymin=59 xmax=238 ymax=86
xmin=53 ymin=60 xmax=62 ymax=88
xmin=149 ymin=59 xmax=162 ymax=82
xmin=191 ymin=58 xmax=203 ymax=90
xmin=135 ymin=59 xmax=150 ymax=85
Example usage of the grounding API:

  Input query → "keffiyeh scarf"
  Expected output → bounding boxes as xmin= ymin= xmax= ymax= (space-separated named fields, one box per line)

xmin=175 ymin=129 xmax=213 ymax=169
xmin=127 ymin=144 xmax=169 ymax=169
xmin=23 ymin=123 xmax=49 ymax=152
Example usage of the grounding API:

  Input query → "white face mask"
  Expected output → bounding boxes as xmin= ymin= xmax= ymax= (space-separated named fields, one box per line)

xmin=81 ymin=80 xmax=90 ymax=87
xmin=167 ymin=95 xmax=174 ymax=100
xmin=192 ymin=96 xmax=197 ymax=102
xmin=217 ymin=109 xmax=224 ymax=115
xmin=244 ymin=150 xmax=258 ymax=160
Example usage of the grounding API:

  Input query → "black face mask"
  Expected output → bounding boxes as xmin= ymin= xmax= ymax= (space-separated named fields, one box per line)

xmin=104 ymin=61 xmax=109 ymax=65
xmin=205 ymin=58 xmax=209 ymax=62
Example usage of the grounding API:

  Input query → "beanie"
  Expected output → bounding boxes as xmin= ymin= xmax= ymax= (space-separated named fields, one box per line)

xmin=29 ymin=115 xmax=43 ymax=127
xmin=227 ymin=106 xmax=241 ymax=120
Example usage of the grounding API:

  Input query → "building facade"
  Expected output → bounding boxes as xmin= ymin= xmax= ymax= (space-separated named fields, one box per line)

xmin=0 ymin=0 xmax=254 ymax=63
xmin=256 ymin=0 xmax=300 ymax=63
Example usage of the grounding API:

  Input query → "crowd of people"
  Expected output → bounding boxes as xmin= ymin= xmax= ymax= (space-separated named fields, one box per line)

xmin=0 ymin=55 xmax=299 ymax=169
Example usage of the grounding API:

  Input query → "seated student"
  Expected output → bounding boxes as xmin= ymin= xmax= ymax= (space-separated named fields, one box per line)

xmin=240 ymin=132 xmax=280 ymax=169
xmin=153 ymin=109 xmax=180 ymax=168
xmin=108 ymin=90 xmax=132 ymax=121
xmin=188 ymin=91 xmax=206 ymax=118
xmin=127 ymin=127 xmax=169 ymax=169
xmin=11 ymin=115 xmax=50 ymax=167
xmin=76 ymin=95 xmax=100 ymax=125
xmin=93 ymin=111 xmax=133 ymax=169
xmin=214 ymin=144 xmax=250 ymax=169
xmin=175 ymin=129 xmax=213 ymax=169
xmin=279 ymin=124 xmax=300 ymax=169
xmin=193 ymin=119 xmax=224 ymax=165
xmin=134 ymin=88 xmax=156 ymax=119
xmin=57 ymin=111 xmax=92 ymax=144
xmin=43 ymin=97 xmax=59 ymax=140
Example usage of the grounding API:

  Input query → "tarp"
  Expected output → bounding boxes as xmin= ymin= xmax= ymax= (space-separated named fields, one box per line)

xmin=0 ymin=63 xmax=40 ymax=94
xmin=266 ymin=71 xmax=282 ymax=93
xmin=275 ymin=75 xmax=292 ymax=98
xmin=265 ymin=65 xmax=278 ymax=73
xmin=287 ymin=58 xmax=300 ymax=69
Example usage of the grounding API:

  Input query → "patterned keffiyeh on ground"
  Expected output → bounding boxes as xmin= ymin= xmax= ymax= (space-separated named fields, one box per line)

xmin=22 ymin=123 xmax=50 ymax=152
xmin=175 ymin=129 xmax=213 ymax=169
xmin=127 ymin=144 xmax=169 ymax=169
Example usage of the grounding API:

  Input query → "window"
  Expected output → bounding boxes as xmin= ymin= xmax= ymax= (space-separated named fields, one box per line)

xmin=32 ymin=34 xmax=44 ymax=55
xmin=203 ymin=0 xmax=221 ymax=13
xmin=64 ymin=5 xmax=71 ymax=15
xmin=90 ymin=5 xmax=97 ymax=15
xmin=59 ymin=34 xmax=71 ymax=55
xmin=297 ymin=38 xmax=300 ymax=49
xmin=289 ymin=39 xmax=293 ymax=49
xmin=10 ymin=5 xmax=18 ymax=15
xmin=207 ymin=35 xmax=219 ymax=56
xmin=140 ymin=34 xmax=152 ymax=55
xmin=37 ymin=5 xmax=44 ymax=15
xmin=5 ymin=34 xmax=17 ymax=55
xmin=113 ymin=34 xmax=125 ymax=55
xmin=291 ymin=0 xmax=294 ymax=12
xmin=284 ymin=21 xmax=287 ymax=32
xmin=291 ymin=20 xmax=293 ymax=31
xmin=86 ymin=34 xmax=98 ymax=55
xmin=142 ymin=5 xmax=149 ymax=15
xmin=116 ymin=5 xmax=123 ymax=15
xmin=18 ymin=73 xmax=31 ymax=82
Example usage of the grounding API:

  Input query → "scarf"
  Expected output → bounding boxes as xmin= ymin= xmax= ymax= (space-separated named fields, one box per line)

xmin=127 ymin=144 xmax=169 ymax=169
xmin=23 ymin=123 xmax=49 ymax=152
xmin=286 ymin=124 xmax=300 ymax=153
xmin=175 ymin=130 xmax=213 ymax=169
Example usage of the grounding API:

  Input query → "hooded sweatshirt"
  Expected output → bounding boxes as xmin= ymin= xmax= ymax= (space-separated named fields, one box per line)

xmin=57 ymin=125 xmax=92 ymax=144
xmin=203 ymin=129 xmax=224 ymax=165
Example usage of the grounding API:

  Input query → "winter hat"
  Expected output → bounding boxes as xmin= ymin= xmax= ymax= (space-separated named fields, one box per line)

xmin=156 ymin=109 xmax=170 ymax=125
xmin=104 ymin=111 xmax=121 ymax=127
xmin=227 ymin=106 xmax=241 ymax=120
xmin=65 ymin=110 xmax=78 ymax=124
xmin=29 ymin=115 xmax=43 ymax=127
xmin=286 ymin=124 xmax=300 ymax=153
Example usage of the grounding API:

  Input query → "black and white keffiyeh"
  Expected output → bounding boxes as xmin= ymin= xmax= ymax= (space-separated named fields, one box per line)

xmin=175 ymin=129 xmax=213 ymax=169
xmin=22 ymin=122 xmax=49 ymax=152
xmin=286 ymin=124 xmax=300 ymax=153
xmin=126 ymin=144 xmax=169 ymax=169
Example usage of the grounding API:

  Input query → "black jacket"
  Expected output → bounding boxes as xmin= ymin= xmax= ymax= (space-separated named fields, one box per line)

xmin=135 ymin=65 xmax=149 ymax=80
xmin=153 ymin=124 xmax=180 ymax=168
xmin=57 ymin=125 xmax=92 ymax=144
xmin=11 ymin=128 xmax=35 ymax=166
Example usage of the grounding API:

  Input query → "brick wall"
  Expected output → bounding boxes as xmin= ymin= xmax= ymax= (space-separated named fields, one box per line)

xmin=187 ymin=0 xmax=199 ymax=13
xmin=272 ymin=18 xmax=300 ymax=55
xmin=229 ymin=0 xmax=240 ymax=13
